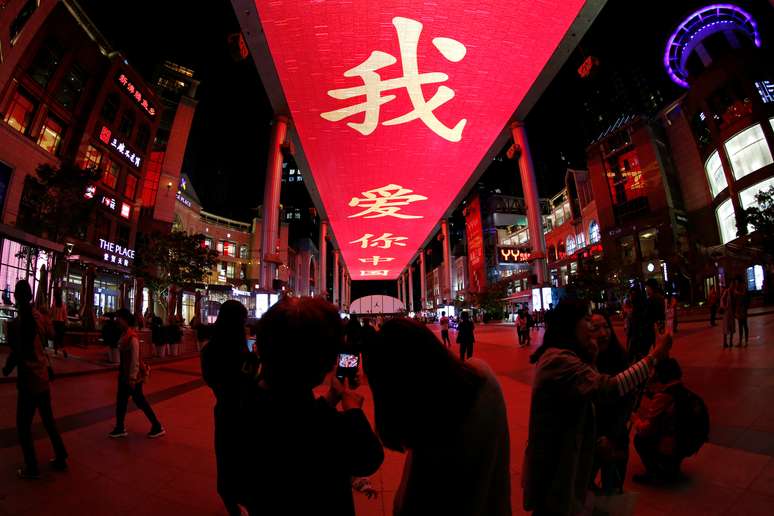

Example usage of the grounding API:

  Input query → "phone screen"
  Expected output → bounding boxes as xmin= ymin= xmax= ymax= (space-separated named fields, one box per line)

xmin=246 ymin=339 xmax=256 ymax=352
xmin=336 ymin=353 xmax=360 ymax=380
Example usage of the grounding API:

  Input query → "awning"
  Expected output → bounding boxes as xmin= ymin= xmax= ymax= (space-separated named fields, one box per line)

xmin=0 ymin=223 xmax=65 ymax=253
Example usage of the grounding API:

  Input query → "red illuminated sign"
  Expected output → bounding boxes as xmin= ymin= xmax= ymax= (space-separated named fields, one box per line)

xmin=253 ymin=0 xmax=587 ymax=279
xmin=99 ymin=126 xmax=141 ymax=168
xmin=116 ymin=73 xmax=156 ymax=117
xmin=498 ymin=247 xmax=532 ymax=264
xmin=465 ymin=196 xmax=486 ymax=293
xmin=577 ymin=56 xmax=599 ymax=78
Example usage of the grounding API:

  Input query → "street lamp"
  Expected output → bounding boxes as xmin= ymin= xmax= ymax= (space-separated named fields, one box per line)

xmin=64 ymin=242 xmax=74 ymax=304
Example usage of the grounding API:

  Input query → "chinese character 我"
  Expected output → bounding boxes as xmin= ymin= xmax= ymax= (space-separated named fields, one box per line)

xmin=321 ymin=17 xmax=467 ymax=142
xmin=348 ymin=184 xmax=427 ymax=219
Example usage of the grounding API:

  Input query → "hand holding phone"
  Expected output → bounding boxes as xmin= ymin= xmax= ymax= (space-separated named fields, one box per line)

xmin=336 ymin=353 xmax=360 ymax=382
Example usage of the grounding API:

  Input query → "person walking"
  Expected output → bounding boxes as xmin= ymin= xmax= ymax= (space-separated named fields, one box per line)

xmin=708 ymin=286 xmax=719 ymax=327
xmin=201 ymin=300 xmax=255 ymax=515
xmin=50 ymin=287 xmax=68 ymax=358
xmin=109 ymin=309 xmax=165 ymax=438
xmin=735 ymin=277 xmax=750 ymax=347
xmin=2 ymin=280 xmax=68 ymax=479
xmin=720 ymin=282 xmax=737 ymax=349
xmin=522 ymin=299 xmax=671 ymax=516
xmin=456 ymin=311 xmax=475 ymax=361
xmin=439 ymin=311 xmax=451 ymax=348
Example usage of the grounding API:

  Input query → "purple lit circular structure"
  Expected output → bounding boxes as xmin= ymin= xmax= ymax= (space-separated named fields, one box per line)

xmin=664 ymin=4 xmax=761 ymax=88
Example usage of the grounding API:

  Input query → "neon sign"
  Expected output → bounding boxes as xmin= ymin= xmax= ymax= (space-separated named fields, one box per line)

xmin=100 ymin=195 xmax=117 ymax=211
xmin=99 ymin=126 xmax=141 ymax=168
xmin=116 ymin=73 xmax=156 ymax=117
xmin=756 ymin=80 xmax=774 ymax=104
xmin=252 ymin=0 xmax=588 ymax=279
xmin=577 ymin=56 xmax=599 ymax=78
xmin=99 ymin=239 xmax=135 ymax=267
xmin=498 ymin=247 xmax=532 ymax=264
xmin=176 ymin=192 xmax=192 ymax=207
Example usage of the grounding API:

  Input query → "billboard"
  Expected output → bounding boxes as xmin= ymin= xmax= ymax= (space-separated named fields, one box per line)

xmin=465 ymin=195 xmax=486 ymax=293
xmin=252 ymin=0 xmax=588 ymax=279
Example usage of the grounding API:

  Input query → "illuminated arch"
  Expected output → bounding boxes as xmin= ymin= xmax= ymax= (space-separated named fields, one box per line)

xmin=665 ymin=4 xmax=760 ymax=88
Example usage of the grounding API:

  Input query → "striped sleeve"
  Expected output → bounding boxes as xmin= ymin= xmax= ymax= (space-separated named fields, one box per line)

xmin=614 ymin=358 xmax=651 ymax=397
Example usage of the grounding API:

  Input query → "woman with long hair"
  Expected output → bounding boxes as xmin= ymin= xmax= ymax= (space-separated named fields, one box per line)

xmin=523 ymin=299 xmax=671 ymax=515
xmin=366 ymin=318 xmax=510 ymax=515
xmin=200 ymin=300 xmax=253 ymax=515
xmin=2 ymin=280 xmax=68 ymax=479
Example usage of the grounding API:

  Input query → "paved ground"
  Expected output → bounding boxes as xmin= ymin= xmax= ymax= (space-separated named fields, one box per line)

xmin=1 ymin=315 xmax=773 ymax=515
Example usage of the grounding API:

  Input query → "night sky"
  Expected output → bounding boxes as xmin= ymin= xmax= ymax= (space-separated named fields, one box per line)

xmin=78 ymin=0 xmax=774 ymax=222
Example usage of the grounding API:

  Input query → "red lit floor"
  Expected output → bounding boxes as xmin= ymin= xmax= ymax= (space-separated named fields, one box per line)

xmin=1 ymin=315 xmax=774 ymax=515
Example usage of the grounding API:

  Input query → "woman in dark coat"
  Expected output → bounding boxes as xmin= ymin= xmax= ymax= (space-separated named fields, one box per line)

xmin=456 ymin=311 xmax=475 ymax=361
xmin=200 ymin=300 xmax=254 ymax=515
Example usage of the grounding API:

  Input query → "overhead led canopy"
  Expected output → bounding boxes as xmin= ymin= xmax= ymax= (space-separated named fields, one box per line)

xmin=253 ymin=0 xmax=588 ymax=279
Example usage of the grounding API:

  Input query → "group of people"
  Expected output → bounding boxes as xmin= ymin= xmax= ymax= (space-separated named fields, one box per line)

xmin=711 ymin=277 xmax=751 ymax=348
xmin=438 ymin=310 xmax=476 ymax=360
xmin=2 ymin=280 xmax=165 ymax=479
xmin=201 ymin=297 xmax=509 ymax=515
xmin=523 ymin=298 xmax=708 ymax=514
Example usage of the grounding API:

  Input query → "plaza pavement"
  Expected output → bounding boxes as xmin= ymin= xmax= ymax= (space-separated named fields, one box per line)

xmin=1 ymin=315 xmax=773 ymax=515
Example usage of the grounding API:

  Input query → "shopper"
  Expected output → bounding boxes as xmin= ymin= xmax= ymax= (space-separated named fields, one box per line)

xmin=201 ymin=300 xmax=255 ymax=516
xmin=50 ymin=287 xmax=68 ymax=358
xmin=150 ymin=314 xmax=166 ymax=357
xmin=366 ymin=318 xmax=511 ymax=515
xmin=456 ymin=311 xmax=475 ymax=361
xmin=439 ymin=311 xmax=451 ymax=348
xmin=241 ymin=297 xmax=383 ymax=515
xmin=720 ymin=282 xmax=737 ymax=348
xmin=523 ymin=299 xmax=671 ymax=516
xmin=109 ymin=309 xmax=165 ymax=439
xmin=665 ymin=294 xmax=679 ymax=334
xmin=2 ymin=280 xmax=68 ymax=479
xmin=735 ymin=278 xmax=750 ymax=347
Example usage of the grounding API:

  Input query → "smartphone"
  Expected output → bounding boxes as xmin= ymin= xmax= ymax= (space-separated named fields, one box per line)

xmin=336 ymin=353 xmax=360 ymax=382
xmin=246 ymin=338 xmax=256 ymax=352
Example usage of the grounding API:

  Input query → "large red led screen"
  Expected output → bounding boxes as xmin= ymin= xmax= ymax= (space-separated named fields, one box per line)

xmin=254 ymin=0 xmax=587 ymax=279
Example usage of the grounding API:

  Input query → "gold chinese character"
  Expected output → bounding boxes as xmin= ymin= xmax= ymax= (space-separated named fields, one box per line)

xmin=321 ymin=17 xmax=467 ymax=142
xmin=358 ymin=256 xmax=395 ymax=265
xmin=360 ymin=270 xmax=390 ymax=277
xmin=350 ymin=233 xmax=408 ymax=249
xmin=349 ymin=184 xmax=427 ymax=219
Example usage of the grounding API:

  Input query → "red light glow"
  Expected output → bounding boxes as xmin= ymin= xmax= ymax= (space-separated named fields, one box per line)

xmin=254 ymin=0 xmax=587 ymax=279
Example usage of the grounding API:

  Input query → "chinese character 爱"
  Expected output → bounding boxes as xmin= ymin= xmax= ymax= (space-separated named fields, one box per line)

xmin=348 ymin=184 xmax=427 ymax=219
xmin=321 ymin=17 xmax=467 ymax=142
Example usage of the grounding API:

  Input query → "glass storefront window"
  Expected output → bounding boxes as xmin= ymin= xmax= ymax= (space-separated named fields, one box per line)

xmin=716 ymin=198 xmax=737 ymax=244
xmin=704 ymin=150 xmax=728 ymax=197
xmin=724 ymin=124 xmax=773 ymax=180
xmin=3 ymin=89 xmax=36 ymax=134
xmin=620 ymin=235 xmax=636 ymax=265
xmin=37 ymin=116 xmax=64 ymax=155
xmin=740 ymin=177 xmax=774 ymax=234
xmin=589 ymin=220 xmax=601 ymax=244
xmin=566 ymin=235 xmax=576 ymax=256
xmin=639 ymin=229 xmax=657 ymax=259
xmin=576 ymin=232 xmax=586 ymax=249
xmin=239 ymin=244 xmax=249 ymax=259
xmin=746 ymin=265 xmax=764 ymax=291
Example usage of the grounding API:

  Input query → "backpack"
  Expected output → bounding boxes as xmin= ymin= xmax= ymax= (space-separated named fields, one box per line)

xmin=667 ymin=384 xmax=709 ymax=458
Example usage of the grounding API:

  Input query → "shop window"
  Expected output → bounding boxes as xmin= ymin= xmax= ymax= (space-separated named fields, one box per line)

xmin=117 ymin=110 xmax=134 ymax=137
xmin=135 ymin=123 xmax=150 ymax=151
xmin=553 ymin=206 xmax=564 ymax=226
xmin=218 ymin=241 xmax=236 ymax=257
xmin=716 ymin=198 xmax=736 ymax=244
xmin=740 ymin=177 xmax=774 ymax=233
xmin=724 ymin=124 xmax=773 ymax=180
xmin=103 ymin=160 xmax=119 ymax=189
xmin=620 ymin=235 xmax=636 ymax=265
xmin=124 ymin=173 xmax=137 ymax=200
xmin=3 ymin=88 xmax=36 ymax=134
xmin=576 ymin=231 xmax=586 ymax=250
xmin=203 ymin=237 xmax=213 ymax=249
xmin=27 ymin=39 xmax=62 ymax=88
xmin=638 ymin=229 xmax=658 ymax=259
xmin=239 ymin=244 xmax=249 ymax=259
xmin=589 ymin=220 xmax=601 ymax=244
xmin=221 ymin=261 xmax=235 ymax=278
xmin=566 ymin=235 xmax=576 ymax=256
xmin=746 ymin=265 xmax=764 ymax=291
xmin=81 ymin=145 xmax=102 ymax=171
xmin=36 ymin=115 xmax=64 ymax=154
xmin=704 ymin=151 xmax=728 ymax=197
xmin=54 ymin=64 xmax=87 ymax=109
xmin=100 ymin=93 xmax=119 ymax=123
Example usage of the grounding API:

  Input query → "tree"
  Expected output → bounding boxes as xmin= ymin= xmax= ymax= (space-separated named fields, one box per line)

xmin=133 ymin=231 xmax=218 ymax=318
xmin=743 ymin=185 xmax=774 ymax=257
xmin=470 ymin=277 xmax=509 ymax=321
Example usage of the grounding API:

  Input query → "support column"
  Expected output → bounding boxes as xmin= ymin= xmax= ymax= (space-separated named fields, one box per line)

xmin=333 ymin=250 xmax=340 ymax=308
xmin=408 ymin=265 xmax=414 ymax=313
xmin=397 ymin=278 xmax=403 ymax=306
xmin=402 ymin=272 xmax=408 ymax=311
xmin=511 ymin=122 xmax=548 ymax=284
xmin=441 ymin=220 xmax=453 ymax=303
xmin=419 ymin=249 xmax=427 ymax=310
xmin=260 ymin=116 xmax=289 ymax=290
xmin=319 ymin=221 xmax=328 ymax=298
